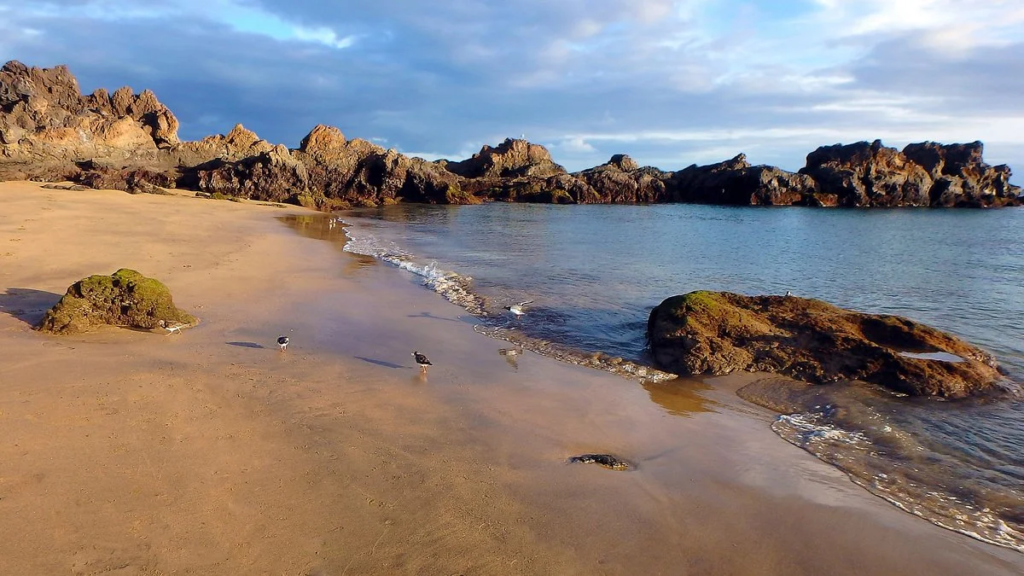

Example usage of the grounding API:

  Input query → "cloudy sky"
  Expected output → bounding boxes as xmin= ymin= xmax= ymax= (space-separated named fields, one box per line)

xmin=2 ymin=0 xmax=1023 ymax=177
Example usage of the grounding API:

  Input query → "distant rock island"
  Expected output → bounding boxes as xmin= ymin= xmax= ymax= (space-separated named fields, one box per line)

xmin=2 ymin=61 xmax=1020 ymax=208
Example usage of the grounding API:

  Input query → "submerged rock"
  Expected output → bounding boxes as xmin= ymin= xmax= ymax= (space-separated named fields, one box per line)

xmin=567 ymin=454 xmax=631 ymax=471
xmin=39 ymin=269 xmax=196 ymax=335
xmin=647 ymin=291 xmax=1006 ymax=398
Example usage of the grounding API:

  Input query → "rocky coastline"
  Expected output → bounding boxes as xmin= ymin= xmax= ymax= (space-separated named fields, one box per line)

xmin=647 ymin=291 xmax=1008 ymax=398
xmin=2 ymin=61 xmax=1020 ymax=208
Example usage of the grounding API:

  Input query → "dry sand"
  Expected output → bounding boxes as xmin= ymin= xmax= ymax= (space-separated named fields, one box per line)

xmin=1 ymin=181 xmax=1022 ymax=575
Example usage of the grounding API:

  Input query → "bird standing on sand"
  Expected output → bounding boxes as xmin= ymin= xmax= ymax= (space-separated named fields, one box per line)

xmin=412 ymin=351 xmax=432 ymax=373
xmin=504 ymin=300 xmax=534 ymax=318
xmin=277 ymin=336 xmax=290 ymax=351
xmin=785 ymin=291 xmax=793 ymax=297
xmin=158 ymin=320 xmax=186 ymax=335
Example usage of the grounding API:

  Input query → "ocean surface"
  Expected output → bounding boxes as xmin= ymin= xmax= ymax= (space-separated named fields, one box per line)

xmin=333 ymin=203 xmax=1024 ymax=551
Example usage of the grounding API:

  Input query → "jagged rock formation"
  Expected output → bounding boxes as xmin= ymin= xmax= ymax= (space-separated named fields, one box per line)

xmin=39 ymin=269 xmax=196 ymax=335
xmin=0 ymin=61 xmax=177 ymax=181
xmin=647 ymin=291 xmax=1007 ymax=398
xmin=0 ymin=62 xmax=1020 ymax=208
xmin=798 ymin=139 xmax=1019 ymax=207
xmin=446 ymin=138 xmax=566 ymax=179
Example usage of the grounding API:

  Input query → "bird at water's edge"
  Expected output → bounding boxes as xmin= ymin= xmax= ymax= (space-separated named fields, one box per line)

xmin=277 ymin=336 xmax=289 ymax=351
xmin=158 ymin=320 xmax=186 ymax=335
xmin=412 ymin=351 xmax=432 ymax=373
xmin=504 ymin=300 xmax=534 ymax=318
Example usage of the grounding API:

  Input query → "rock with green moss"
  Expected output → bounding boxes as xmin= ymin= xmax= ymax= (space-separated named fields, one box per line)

xmin=39 ymin=269 xmax=197 ymax=335
xmin=647 ymin=291 xmax=1007 ymax=398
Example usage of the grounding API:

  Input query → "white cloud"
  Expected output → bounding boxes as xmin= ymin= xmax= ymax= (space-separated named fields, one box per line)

xmin=291 ymin=26 xmax=356 ymax=50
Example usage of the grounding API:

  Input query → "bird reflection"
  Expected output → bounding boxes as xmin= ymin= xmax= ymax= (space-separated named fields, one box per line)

xmin=498 ymin=346 xmax=524 ymax=371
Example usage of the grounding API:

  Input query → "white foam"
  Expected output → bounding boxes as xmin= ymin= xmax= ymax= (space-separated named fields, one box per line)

xmin=341 ymin=220 xmax=488 ymax=315
xmin=338 ymin=217 xmax=676 ymax=383
xmin=774 ymin=411 xmax=1024 ymax=553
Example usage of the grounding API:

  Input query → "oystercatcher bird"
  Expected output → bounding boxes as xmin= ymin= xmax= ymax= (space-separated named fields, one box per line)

xmin=412 ymin=351 xmax=432 ymax=373
xmin=504 ymin=300 xmax=534 ymax=318
xmin=277 ymin=336 xmax=290 ymax=351
xmin=158 ymin=320 xmax=186 ymax=335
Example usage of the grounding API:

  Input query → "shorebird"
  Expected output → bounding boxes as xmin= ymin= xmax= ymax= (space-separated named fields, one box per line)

xmin=412 ymin=351 xmax=433 ymax=373
xmin=277 ymin=336 xmax=290 ymax=351
xmin=785 ymin=291 xmax=793 ymax=297
xmin=504 ymin=300 xmax=534 ymax=318
xmin=158 ymin=320 xmax=186 ymax=335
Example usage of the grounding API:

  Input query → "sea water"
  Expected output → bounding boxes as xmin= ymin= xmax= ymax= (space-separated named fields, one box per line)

xmin=335 ymin=203 xmax=1024 ymax=551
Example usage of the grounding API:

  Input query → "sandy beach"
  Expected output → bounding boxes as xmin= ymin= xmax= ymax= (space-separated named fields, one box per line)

xmin=1 ymin=181 xmax=1022 ymax=575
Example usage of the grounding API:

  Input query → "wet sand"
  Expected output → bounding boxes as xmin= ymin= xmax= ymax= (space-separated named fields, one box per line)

xmin=1 ymin=181 xmax=1022 ymax=575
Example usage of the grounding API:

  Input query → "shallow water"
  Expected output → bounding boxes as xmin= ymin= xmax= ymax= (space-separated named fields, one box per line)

xmin=319 ymin=204 xmax=1024 ymax=551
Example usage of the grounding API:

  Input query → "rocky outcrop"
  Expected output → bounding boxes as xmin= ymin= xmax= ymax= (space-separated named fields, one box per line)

xmin=667 ymin=154 xmax=826 ymax=206
xmin=446 ymin=138 xmax=566 ymax=179
xmin=800 ymin=140 xmax=1019 ymax=207
xmin=39 ymin=269 xmax=196 ymax=335
xmin=647 ymin=291 xmax=1007 ymax=398
xmin=0 ymin=61 xmax=178 ymax=176
xmin=1 ymin=62 xmax=1020 ymax=209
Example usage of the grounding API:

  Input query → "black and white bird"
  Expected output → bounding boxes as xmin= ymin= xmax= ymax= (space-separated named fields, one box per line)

xmin=412 ymin=351 xmax=432 ymax=372
xmin=158 ymin=319 xmax=186 ymax=335
xmin=277 ymin=336 xmax=290 ymax=351
xmin=785 ymin=291 xmax=793 ymax=297
xmin=503 ymin=300 xmax=534 ymax=318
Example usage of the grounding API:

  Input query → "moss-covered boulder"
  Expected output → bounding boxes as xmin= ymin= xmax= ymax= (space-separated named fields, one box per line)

xmin=39 ymin=269 xmax=196 ymax=335
xmin=647 ymin=291 xmax=1006 ymax=398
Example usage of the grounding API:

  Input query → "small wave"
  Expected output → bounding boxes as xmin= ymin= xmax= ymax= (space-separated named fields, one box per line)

xmin=342 ymin=221 xmax=488 ymax=315
xmin=339 ymin=217 xmax=675 ymax=383
xmin=773 ymin=408 xmax=1024 ymax=553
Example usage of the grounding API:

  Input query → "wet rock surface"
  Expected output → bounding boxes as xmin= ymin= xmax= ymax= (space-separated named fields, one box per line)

xmin=647 ymin=291 xmax=1008 ymax=398
xmin=567 ymin=454 xmax=631 ymax=471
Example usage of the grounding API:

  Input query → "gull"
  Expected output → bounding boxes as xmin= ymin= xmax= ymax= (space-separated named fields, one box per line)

xmin=785 ymin=291 xmax=793 ymax=297
xmin=277 ymin=336 xmax=290 ymax=351
xmin=158 ymin=320 xmax=186 ymax=335
xmin=504 ymin=300 xmax=534 ymax=318
xmin=412 ymin=351 xmax=432 ymax=373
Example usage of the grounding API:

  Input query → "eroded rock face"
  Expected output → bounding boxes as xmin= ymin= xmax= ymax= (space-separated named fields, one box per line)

xmin=800 ymin=140 xmax=1020 ymax=207
xmin=647 ymin=291 xmax=1006 ymax=398
xmin=1 ymin=62 xmax=1019 ymax=209
xmin=667 ymin=154 xmax=825 ymax=206
xmin=446 ymin=138 xmax=566 ymax=179
xmin=0 ymin=60 xmax=178 ymax=173
xmin=39 ymin=269 xmax=197 ymax=335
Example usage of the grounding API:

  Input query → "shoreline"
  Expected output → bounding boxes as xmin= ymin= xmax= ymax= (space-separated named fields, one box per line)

xmin=1 ymin=181 xmax=1022 ymax=574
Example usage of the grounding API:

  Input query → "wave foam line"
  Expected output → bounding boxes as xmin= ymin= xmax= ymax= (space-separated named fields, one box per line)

xmin=339 ymin=217 xmax=675 ymax=383
xmin=772 ymin=412 xmax=1024 ymax=553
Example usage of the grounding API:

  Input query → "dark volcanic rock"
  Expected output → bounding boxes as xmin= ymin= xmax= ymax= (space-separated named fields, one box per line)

xmin=669 ymin=154 xmax=823 ymax=206
xmin=189 ymin=124 xmax=469 ymax=207
xmin=191 ymin=144 xmax=308 ymax=202
xmin=647 ymin=291 xmax=1006 ymax=398
xmin=800 ymin=140 xmax=1021 ymax=207
xmin=902 ymin=141 xmax=1021 ymax=207
xmin=446 ymin=138 xmax=566 ymax=179
xmin=800 ymin=140 xmax=934 ymax=206
xmin=39 ymin=269 xmax=196 ymax=335
xmin=574 ymin=156 xmax=669 ymax=203
xmin=567 ymin=454 xmax=631 ymax=471
xmin=2 ymin=62 xmax=1020 ymax=209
